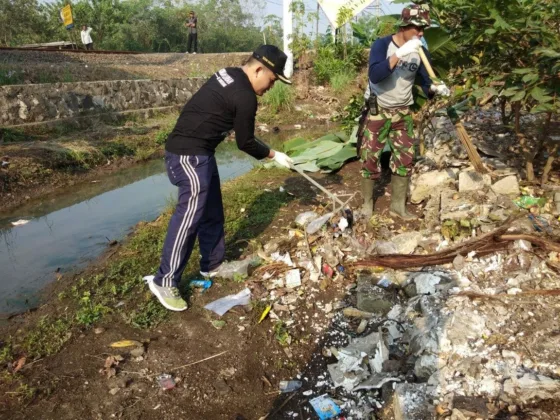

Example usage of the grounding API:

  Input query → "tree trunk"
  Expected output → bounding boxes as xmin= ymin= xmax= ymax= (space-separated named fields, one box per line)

xmin=500 ymin=98 xmax=507 ymax=125
xmin=514 ymin=101 xmax=521 ymax=134
xmin=542 ymin=144 xmax=559 ymax=186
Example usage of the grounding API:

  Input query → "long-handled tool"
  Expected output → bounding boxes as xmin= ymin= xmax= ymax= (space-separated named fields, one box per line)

xmin=254 ymin=136 xmax=354 ymax=222
xmin=417 ymin=47 xmax=487 ymax=174
xmin=291 ymin=164 xmax=355 ymax=224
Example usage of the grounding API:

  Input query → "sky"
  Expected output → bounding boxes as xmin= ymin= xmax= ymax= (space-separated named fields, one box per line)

xmin=259 ymin=0 xmax=404 ymax=35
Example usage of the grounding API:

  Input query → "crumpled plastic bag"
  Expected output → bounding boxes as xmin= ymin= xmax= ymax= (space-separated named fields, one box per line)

xmin=306 ymin=212 xmax=334 ymax=235
xmin=204 ymin=288 xmax=251 ymax=316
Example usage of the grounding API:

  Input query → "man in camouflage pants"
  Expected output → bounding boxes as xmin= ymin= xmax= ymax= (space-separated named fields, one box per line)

xmin=360 ymin=4 xmax=450 ymax=220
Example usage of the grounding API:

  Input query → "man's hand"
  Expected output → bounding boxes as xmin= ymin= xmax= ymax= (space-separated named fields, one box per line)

xmin=271 ymin=151 xmax=293 ymax=169
xmin=430 ymin=83 xmax=451 ymax=97
xmin=395 ymin=39 xmax=423 ymax=59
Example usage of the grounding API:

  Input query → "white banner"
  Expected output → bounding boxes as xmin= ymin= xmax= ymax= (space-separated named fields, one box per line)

xmin=317 ymin=0 xmax=373 ymax=29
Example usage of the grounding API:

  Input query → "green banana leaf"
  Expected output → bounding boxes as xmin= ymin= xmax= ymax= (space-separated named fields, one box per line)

xmin=282 ymin=137 xmax=307 ymax=153
xmin=291 ymin=141 xmax=344 ymax=164
xmin=316 ymin=144 xmax=357 ymax=172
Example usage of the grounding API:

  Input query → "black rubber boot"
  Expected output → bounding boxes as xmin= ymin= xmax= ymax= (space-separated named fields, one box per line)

xmin=360 ymin=177 xmax=375 ymax=219
xmin=389 ymin=175 xmax=417 ymax=220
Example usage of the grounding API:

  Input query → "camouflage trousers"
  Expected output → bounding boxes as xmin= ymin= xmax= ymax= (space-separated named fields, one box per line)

xmin=360 ymin=107 xmax=416 ymax=180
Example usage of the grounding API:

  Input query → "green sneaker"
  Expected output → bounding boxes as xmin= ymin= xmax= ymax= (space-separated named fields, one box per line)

xmin=144 ymin=276 xmax=188 ymax=312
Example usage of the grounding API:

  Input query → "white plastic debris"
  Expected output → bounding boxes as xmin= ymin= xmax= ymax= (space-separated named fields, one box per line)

xmin=306 ymin=213 xmax=334 ymax=235
xmin=338 ymin=217 xmax=349 ymax=232
xmin=295 ymin=211 xmax=319 ymax=227
xmin=204 ymin=288 xmax=251 ymax=316
xmin=271 ymin=252 xmax=294 ymax=267
xmin=285 ymin=269 xmax=302 ymax=289
xmin=11 ymin=219 xmax=29 ymax=226
xmin=370 ymin=339 xmax=389 ymax=373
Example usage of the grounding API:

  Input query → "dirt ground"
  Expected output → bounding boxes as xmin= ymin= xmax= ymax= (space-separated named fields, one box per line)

xmin=0 ymin=160 xmax=413 ymax=420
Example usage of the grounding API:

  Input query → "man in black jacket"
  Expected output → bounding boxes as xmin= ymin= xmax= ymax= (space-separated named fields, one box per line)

xmin=145 ymin=45 xmax=293 ymax=311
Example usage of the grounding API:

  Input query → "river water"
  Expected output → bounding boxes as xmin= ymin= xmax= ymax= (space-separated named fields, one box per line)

xmin=0 ymin=136 xmax=293 ymax=316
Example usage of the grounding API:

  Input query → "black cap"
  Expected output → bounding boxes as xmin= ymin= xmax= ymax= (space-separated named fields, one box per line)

xmin=252 ymin=45 xmax=292 ymax=85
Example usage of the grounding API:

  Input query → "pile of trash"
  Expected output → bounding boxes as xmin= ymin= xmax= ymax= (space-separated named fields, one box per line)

xmin=202 ymin=110 xmax=560 ymax=419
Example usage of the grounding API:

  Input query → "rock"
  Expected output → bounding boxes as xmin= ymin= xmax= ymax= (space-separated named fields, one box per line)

xmin=414 ymin=354 xmax=438 ymax=381
xmin=440 ymin=189 xmax=482 ymax=221
xmin=356 ymin=319 xmax=368 ymax=334
xmin=369 ymin=240 xmax=398 ymax=255
xmin=404 ymin=283 xmax=417 ymax=298
xmin=453 ymin=254 xmax=465 ymax=270
xmin=94 ymin=327 xmax=105 ymax=334
xmin=503 ymin=373 xmax=560 ymax=402
xmin=109 ymin=387 xmax=120 ymax=395
xmin=392 ymin=232 xmax=423 ymax=255
xmin=130 ymin=346 xmax=145 ymax=357
xmin=393 ymin=383 xmax=431 ymax=420
xmin=413 ymin=273 xmax=442 ymax=295
xmin=383 ymin=359 xmax=403 ymax=373
xmin=458 ymin=170 xmax=491 ymax=192
xmin=450 ymin=409 xmax=469 ymax=420
xmin=410 ymin=170 xmax=458 ymax=204
xmin=213 ymin=378 xmax=233 ymax=395
xmin=356 ymin=275 xmax=396 ymax=315
xmin=491 ymin=175 xmax=520 ymax=196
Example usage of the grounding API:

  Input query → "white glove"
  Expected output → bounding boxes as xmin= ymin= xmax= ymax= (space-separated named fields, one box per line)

xmin=395 ymin=39 xmax=423 ymax=59
xmin=430 ymin=83 xmax=451 ymax=97
xmin=272 ymin=151 xmax=293 ymax=169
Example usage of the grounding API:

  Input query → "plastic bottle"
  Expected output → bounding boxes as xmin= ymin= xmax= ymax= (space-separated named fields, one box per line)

xmin=279 ymin=380 xmax=302 ymax=393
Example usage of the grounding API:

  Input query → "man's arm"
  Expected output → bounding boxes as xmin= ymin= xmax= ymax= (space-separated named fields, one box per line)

xmin=368 ymin=37 xmax=400 ymax=85
xmin=417 ymin=47 xmax=435 ymax=99
xmin=232 ymin=91 xmax=270 ymax=159
xmin=87 ymin=27 xmax=92 ymax=35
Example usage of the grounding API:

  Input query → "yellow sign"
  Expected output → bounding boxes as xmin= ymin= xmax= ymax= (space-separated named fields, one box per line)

xmin=61 ymin=5 xmax=74 ymax=29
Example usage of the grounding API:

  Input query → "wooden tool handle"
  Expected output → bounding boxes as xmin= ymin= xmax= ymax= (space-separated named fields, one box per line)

xmin=417 ymin=47 xmax=437 ymax=80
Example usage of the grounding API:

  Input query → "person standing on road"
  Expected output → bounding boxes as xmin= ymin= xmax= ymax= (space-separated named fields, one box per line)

xmin=81 ymin=25 xmax=94 ymax=50
xmin=359 ymin=4 xmax=450 ymax=220
xmin=185 ymin=11 xmax=198 ymax=54
xmin=145 ymin=45 xmax=293 ymax=311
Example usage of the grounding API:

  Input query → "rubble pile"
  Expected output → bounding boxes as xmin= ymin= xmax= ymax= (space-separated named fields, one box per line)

xmin=210 ymin=110 xmax=560 ymax=419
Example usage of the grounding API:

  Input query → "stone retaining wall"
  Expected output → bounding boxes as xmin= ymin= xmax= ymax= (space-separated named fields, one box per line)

xmin=0 ymin=78 xmax=205 ymax=127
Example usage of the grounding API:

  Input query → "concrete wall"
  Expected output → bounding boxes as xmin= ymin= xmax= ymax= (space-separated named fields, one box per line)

xmin=0 ymin=78 xmax=206 ymax=127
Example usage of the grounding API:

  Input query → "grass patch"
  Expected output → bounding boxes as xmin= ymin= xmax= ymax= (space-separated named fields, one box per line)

xmin=155 ymin=120 xmax=175 ymax=145
xmin=99 ymin=142 xmax=135 ymax=159
xmin=261 ymin=83 xmax=295 ymax=113
xmin=0 ymin=128 xmax=32 ymax=143
xmin=22 ymin=316 xmax=73 ymax=360
xmin=330 ymin=71 xmax=356 ymax=94
xmin=0 ymin=67 xmax=24 ymax=86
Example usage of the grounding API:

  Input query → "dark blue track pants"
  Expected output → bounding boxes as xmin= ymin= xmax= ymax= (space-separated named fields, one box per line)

xmin=154 ymin=152 xmax=225 ymax=287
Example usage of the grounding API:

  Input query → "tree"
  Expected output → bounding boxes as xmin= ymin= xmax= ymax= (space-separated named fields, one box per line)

xmin=430 ymin=0 xmax=560 ymax=182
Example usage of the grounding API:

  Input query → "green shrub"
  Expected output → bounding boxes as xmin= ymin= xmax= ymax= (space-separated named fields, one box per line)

xmin=314 ymin=44 xmax=366 ymax=85
xmin=314 ymin=46 xmax=347 ymax=84
xmin=331 ymin=71 xmax=356 ymax=93
xmin=261 ymin=83 xmax=295 ymax=113
xmin=339 ymin=94 xmax=365 ymax=134
xmin=155 ymin=123 xmax=174 ymax=145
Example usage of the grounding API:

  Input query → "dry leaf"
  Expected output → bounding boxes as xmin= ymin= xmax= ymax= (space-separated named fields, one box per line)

xmin=13 ymin=357 xmax=26 ymax=373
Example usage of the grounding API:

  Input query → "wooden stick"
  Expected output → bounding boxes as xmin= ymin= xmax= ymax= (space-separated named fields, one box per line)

xmin=146 ymin=351 xmax=228 ymax=377
xmin=417 ymin=46 xmax=487 ymax=174
xmin=497 ymin=234 xmax=560 ymax=253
